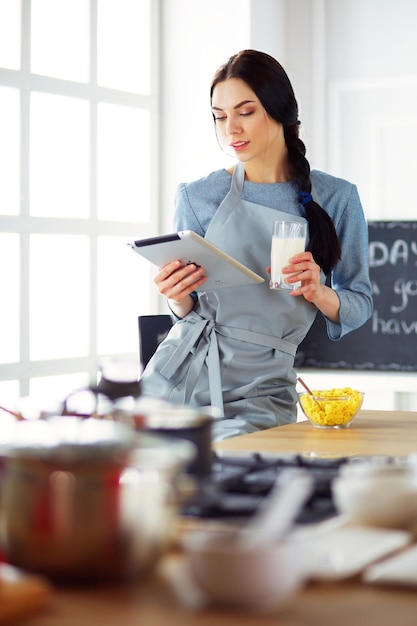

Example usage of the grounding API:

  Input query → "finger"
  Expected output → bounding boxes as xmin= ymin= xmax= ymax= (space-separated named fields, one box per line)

xmin=289 ymin=251 xmax=314 ymax=264
xmin=283 ymin=259 xmax=320 ymax=276
xmin=154 ymin=259 xmax=182 ymax=284
xmin=171 ymin=263 xmax=205 ymax=286
xmin=159 ymin=264 xmax=207 ymax=297
xmin=155 ymin=261 xmax=202 ymax=285
xmin=164 ymin=273 xmax=208 ymax=301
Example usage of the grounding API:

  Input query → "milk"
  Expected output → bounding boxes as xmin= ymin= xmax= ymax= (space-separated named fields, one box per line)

xmin=270 ymin=232 xmax=306 ymax=290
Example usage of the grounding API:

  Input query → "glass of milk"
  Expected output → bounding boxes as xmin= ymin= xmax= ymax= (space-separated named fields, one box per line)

xmin=269 ymin=220 xmax=307 ymax=290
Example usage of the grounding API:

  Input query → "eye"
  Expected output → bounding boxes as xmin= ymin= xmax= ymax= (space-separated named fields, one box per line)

xmin=240 ymin=111 xmax=254 ymax=117
xmin=214 ymin=115 xmax=226 ymax=122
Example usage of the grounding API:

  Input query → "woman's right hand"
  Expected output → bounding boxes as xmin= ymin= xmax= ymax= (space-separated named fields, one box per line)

xmin=154 ymin=259 xmax=207 ymax=310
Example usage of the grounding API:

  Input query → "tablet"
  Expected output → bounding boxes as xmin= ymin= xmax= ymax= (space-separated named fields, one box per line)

xmin=127 ymin=230 xmax=265 ymax=291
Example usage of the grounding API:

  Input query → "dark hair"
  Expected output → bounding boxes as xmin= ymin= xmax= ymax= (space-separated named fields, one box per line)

xmin=210 ymin=49 xmax=341 ymax=275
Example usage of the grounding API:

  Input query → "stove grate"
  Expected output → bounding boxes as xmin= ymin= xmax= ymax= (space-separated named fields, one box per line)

xmin=182 ymin=452 xmax=349 ymax=524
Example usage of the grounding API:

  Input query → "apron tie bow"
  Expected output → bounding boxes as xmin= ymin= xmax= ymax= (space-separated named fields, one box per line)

xmin=160 ymin=314 xmax=224 ymax=416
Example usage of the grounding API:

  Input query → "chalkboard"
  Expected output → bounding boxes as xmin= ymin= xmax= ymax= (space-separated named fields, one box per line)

xmin=295 ymin=221 xmax=417 ymax=371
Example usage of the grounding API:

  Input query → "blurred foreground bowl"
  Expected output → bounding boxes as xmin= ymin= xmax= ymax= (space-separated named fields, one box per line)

xmin=182 ymin=528 xmax=304 ymax=612
xmin=298 ymin=389 xmax=364 ymax=429
xmin=332 ymin=460 xmax=417 ymax=529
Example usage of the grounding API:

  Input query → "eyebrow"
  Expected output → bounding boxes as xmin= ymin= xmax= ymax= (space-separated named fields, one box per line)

xmin=211 ymin=99 xmax=255 ymax=111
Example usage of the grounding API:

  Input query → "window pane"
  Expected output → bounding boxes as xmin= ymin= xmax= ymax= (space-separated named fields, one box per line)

xmin=31 ymin=0 xmax=89 ymax=82
xmin=97 ymin=103 xmax=150 ymax=222
xmin=97 ymin=0 xmax=151 ymax=94
xmin=30 ymin=372 xmax=90 ymax=405
xmin=0 ymin=0 xmax=21 ymax=70
xmin=30 ymin=92 xmax=90 ymax=218
xmin=97 ymin=236 xmax=151 ymax=355
xmin=30 ymin=234 xmax=90 ymax=360
xmin=0 ymin=234 xmax=19 ymax=363
xmin=0 ymin=87 xmax=20 ymax=216
xmin=0 ymin=381 xmax=19 ymax=408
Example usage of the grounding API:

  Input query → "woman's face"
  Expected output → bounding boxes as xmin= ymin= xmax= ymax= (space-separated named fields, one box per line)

xmin=211 ymin=77 xmax=285 ymax=166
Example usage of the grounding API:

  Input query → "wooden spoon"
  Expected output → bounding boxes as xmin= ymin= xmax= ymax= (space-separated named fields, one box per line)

xmin=297 ymin=377 xmax=324 ymax=412
xmin=0 ymin=405 xmax=23 ymax=420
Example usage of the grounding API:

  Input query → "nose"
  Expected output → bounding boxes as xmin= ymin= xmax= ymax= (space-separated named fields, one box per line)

xmin=225 ymin=116 xmax=241 ymax=136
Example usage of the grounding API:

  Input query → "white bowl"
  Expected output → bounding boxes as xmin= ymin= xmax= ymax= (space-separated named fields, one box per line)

xmin=332 ymin=462 xmax=417 ymax=529
xmin=182 ymin=529 xmax=305 ymax=612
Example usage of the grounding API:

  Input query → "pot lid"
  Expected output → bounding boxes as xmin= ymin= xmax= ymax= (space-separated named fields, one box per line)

xmin=116 ymin=397 xmax=218 ymax=428
xmin=1 ymin=416 xmax=136 ymax=463
xmin=1 ymin=416 xmax=196 ymax=469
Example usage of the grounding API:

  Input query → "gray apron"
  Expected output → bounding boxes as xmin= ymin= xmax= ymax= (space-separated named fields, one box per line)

xmin=141 ymin=162 xmax=319 ymax=439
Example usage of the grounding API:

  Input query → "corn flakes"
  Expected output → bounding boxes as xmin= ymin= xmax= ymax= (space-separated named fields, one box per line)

xmin=299 ymin=387 xmax=363 ymax=427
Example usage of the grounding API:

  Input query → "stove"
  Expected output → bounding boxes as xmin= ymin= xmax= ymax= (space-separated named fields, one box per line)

xmin=182 ymin=451 xmax=350 ymax=525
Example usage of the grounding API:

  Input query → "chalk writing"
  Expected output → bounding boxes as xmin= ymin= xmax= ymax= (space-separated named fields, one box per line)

xmin=369 ymin=239 xmax=417 ymax=267
xmin=295 ymin=221 xmax=417 ymax=371
xmin=372 ymin=310 xmax=417 ymax=335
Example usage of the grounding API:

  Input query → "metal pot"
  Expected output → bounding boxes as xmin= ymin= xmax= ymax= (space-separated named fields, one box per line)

xmin=113 ymin=398 xmax=216 ymax=478
xmin=0 ymin=416 xmax=195 ymax=582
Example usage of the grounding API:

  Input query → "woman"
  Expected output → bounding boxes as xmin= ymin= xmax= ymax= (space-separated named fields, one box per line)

xmin=140 ymin=49 xmax=372 ymax=439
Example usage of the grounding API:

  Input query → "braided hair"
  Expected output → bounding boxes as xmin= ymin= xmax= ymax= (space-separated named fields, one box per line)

xmin=210 ymin=49 xmax=341 ymax=276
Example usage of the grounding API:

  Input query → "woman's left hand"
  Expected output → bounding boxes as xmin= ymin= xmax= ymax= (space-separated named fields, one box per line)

xmin=265 ymin=251 xmax=322 ymax=302
xmin=267 ymin=251 xmax=340 ymax=323
xmin=282 ymin=251 xmax=323 ymax=303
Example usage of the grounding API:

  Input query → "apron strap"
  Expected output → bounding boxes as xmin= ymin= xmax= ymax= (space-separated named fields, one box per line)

xmin=216 ymin=325 xmax=297 ymax=356
xmin=231 ymin=161 xmax=245 ymax=195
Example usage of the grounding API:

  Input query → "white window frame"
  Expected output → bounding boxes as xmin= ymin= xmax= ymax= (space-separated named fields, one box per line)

xmin=0 ymin=0 xmax=160 ymax=399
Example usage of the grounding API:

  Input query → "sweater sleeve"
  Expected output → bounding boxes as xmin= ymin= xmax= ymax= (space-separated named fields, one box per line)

xmin=173 ymin=170 xmax=230 ymax=235
xmin=173 ymin=183 xmax=209 ymax=236
xmin=324 ymin=184 xmax=373 ymax=340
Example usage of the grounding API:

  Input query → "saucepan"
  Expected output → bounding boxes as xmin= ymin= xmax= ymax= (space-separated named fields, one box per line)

xmin=0 ymin=416 xmax=195 ymax=582
xmin=112 ymin=397 xmax=217 ymax=478
xmin=60 ymin=369 xmax=215 ymax=478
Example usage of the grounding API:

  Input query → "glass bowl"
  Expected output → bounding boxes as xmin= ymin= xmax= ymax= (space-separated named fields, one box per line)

xmin=298 ymin=389 xmax=364 ymax=429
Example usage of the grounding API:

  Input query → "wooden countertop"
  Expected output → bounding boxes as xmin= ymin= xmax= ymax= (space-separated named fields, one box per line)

xmin=214 ymin=410 xmax=417 ymax=458
xmin=18 ymin=409 xmax=417 ymax=625
xmin=20 ymin=555 xmax=417 ymax=626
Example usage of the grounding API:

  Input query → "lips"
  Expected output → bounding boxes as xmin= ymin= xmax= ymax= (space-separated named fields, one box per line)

xmin=231 ymin=141 xmax=249 ymax=152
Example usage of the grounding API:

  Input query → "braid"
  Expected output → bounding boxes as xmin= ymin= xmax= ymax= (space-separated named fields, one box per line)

xmin=284 ymin=125 xmax=341 ymax=276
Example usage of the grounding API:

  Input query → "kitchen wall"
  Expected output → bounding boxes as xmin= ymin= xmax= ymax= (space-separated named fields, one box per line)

xmin=159 ymin=0 xmax=417 ymax=412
